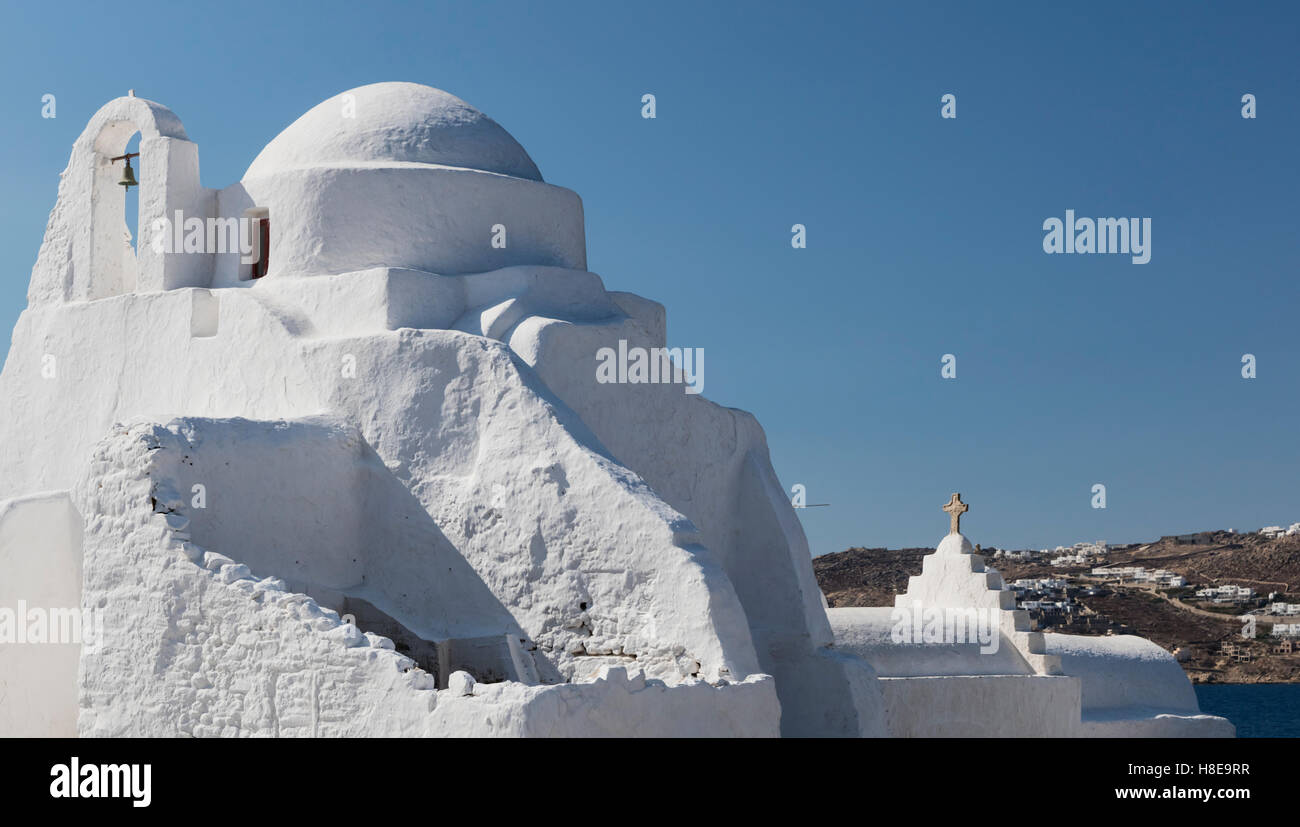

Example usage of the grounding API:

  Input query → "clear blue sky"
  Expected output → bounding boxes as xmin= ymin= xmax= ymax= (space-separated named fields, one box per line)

xmin=3 ymin=1 xmax=1298 ymax=553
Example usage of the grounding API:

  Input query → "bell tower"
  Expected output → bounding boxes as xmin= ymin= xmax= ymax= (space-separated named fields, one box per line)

xmin=27 ymin=93 xmax=210 ymax=306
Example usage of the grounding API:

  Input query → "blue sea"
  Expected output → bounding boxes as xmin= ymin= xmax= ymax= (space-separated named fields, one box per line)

xmin=1195 ymin=684 xmax=1300 ymax=737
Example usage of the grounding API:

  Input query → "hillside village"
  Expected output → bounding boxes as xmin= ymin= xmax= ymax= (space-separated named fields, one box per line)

xmin=814 ymin=522 xmax=1300 ymax=684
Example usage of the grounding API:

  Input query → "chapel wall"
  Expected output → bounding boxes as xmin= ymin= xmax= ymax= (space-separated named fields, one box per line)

xmin=0 ymin=491 xmax=84 ymax=737
xmin=69 ymin=419 xmax=779 ymax=737
xmin=879 ymin=675 xmax=1081 ymax=737
xmin=1045 ymin=632 xmax=1203 ymax=714
xmin=503 ymin=307 xmax=865 ymax=733
xmin=237 ymin=166 xmax=586 ymax=279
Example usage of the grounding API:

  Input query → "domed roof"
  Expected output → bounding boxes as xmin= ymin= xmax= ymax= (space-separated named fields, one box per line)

xmin=244 ymin=82 xmax=542 ymax=181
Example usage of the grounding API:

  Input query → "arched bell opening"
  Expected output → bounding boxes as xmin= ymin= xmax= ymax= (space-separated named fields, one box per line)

xmin=90 ymin=121 xmax=145 ymax=300
xmin=121 ymin=133 xmax=141 ymax=257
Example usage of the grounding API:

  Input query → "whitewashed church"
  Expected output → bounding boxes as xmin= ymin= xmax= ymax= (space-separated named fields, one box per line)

xmin=0 ymin=83 xmax=1232 ymax=737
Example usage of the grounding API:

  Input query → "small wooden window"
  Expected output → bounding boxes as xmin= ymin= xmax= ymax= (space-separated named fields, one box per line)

xmin=240 ymin=207 xmax=270 ymax=281
xmin=250 ymin=215 xmax=270 ymax=278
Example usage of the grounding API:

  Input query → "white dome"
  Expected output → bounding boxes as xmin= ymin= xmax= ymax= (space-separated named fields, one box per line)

xmin=244 ymin=82 xmax=542 ymax=181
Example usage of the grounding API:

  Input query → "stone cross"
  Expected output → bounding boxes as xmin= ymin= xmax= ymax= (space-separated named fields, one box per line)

xmin=942 ymin=493 xmax=968 ymax=535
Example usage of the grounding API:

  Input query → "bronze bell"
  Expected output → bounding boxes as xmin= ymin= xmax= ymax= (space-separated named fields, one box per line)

xmin=118 ymin=157 xmax=138 ymax=190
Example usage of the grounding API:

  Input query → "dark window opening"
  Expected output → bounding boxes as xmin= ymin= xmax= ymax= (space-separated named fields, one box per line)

xmin=250 ymin=215 xmax=270 ymax=279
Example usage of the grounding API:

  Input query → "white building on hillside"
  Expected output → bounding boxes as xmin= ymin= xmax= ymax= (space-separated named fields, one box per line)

xmin=1195 ymin=585 xmax=1256 ymax=604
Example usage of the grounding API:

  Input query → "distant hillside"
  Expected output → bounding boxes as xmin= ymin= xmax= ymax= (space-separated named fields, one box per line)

xmin=811 ymin=530 xmax=1300 ymax=684
xmin=814 ymin=547 xmax=930 ymax=607
xmin=1111 ymin=530 xmax=1300 ymax=592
